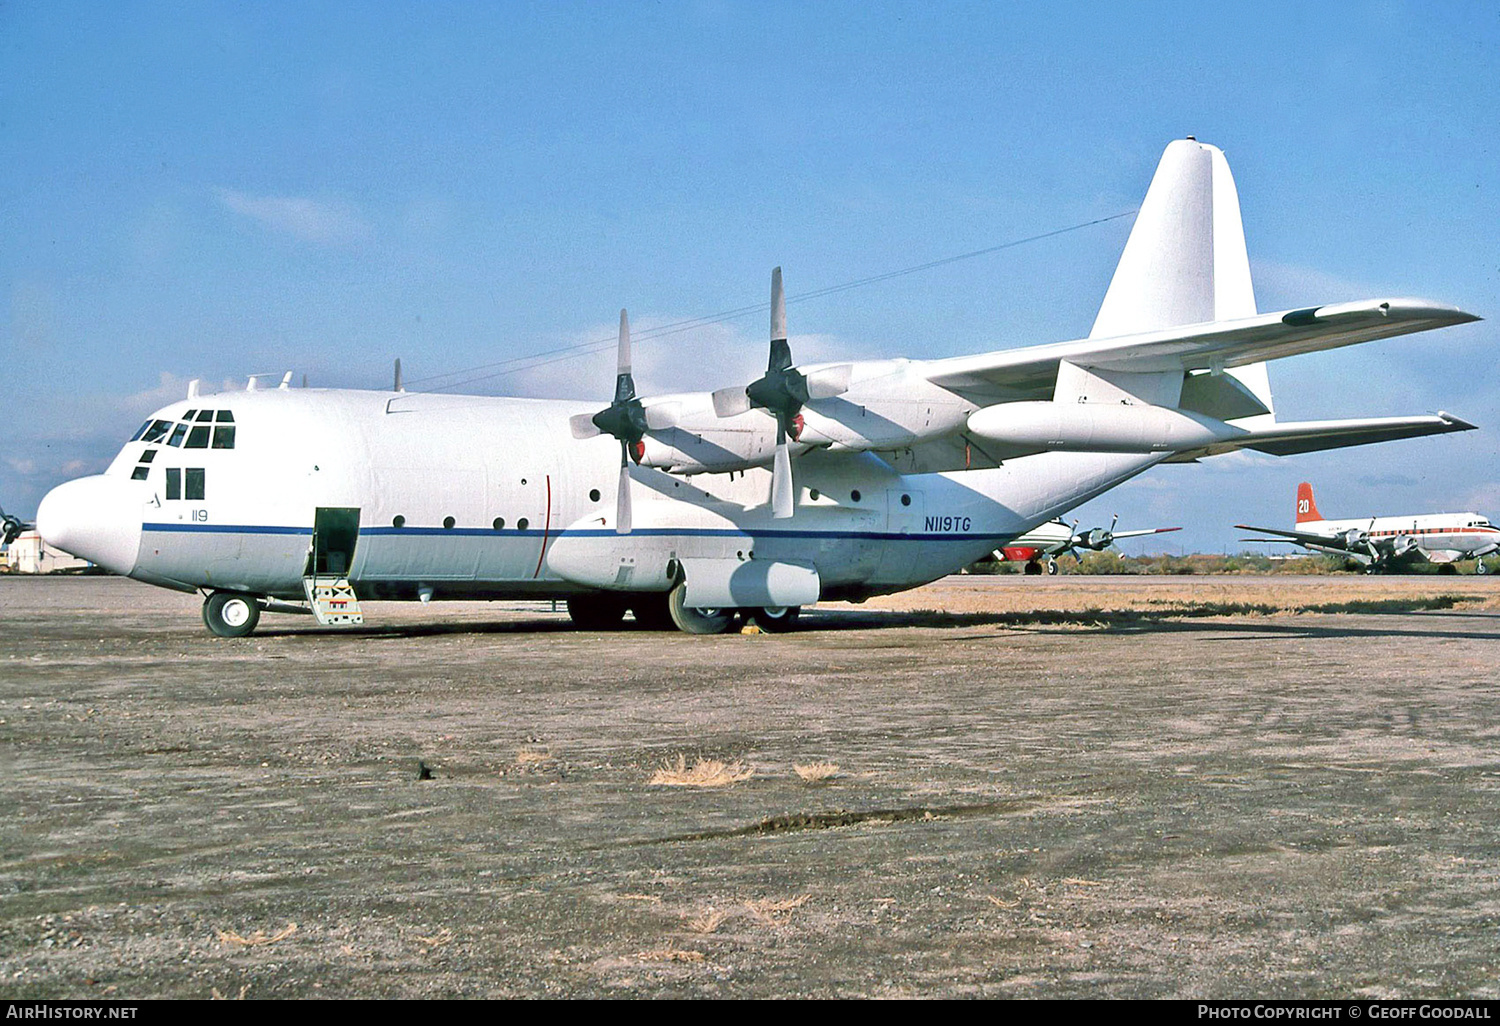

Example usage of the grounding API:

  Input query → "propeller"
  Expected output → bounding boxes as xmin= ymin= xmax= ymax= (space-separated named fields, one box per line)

xmin=570 ymin=310 xmax=647 ymax=534
xmin=2 ymin=504 xmax=31 ymax=548
xmin=710 ymin=268 xmax=850 ymax=519
xmin=1082 ymin=514 xmax=1120 ymax=551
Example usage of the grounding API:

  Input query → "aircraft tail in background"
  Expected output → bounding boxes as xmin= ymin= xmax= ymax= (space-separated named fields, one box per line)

xmin=1295 ymin=482 xmax=1324 ymax=524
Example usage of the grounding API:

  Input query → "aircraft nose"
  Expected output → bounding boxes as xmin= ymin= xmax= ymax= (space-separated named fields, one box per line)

xmin=36 ymin=475 xmax=144 ymax=576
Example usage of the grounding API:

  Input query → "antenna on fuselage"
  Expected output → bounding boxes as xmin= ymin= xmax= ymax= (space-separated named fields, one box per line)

xmin=187 ymin=379 xmax=200 ymax=399
xmin=278 ymin=371 xmax=292 ymax=390
xmin=394 ymin=359 xmax=404 ymax=393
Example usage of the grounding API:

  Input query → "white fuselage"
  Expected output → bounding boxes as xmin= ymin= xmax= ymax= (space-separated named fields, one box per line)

xmin=1299 ymin=514 xmax=1500 ymax=563
xmin=37 ymin=388 xmax=1168 ymax=604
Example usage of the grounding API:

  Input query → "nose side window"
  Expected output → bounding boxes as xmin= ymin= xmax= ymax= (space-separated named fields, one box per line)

xmin=185 ymin=468 xmax=205 ymax=501
xmin=166 ymin=468 xmax=181 ymax=500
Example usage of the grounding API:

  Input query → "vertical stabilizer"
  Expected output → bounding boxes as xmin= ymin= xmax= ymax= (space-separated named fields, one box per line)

xmin=1090 ymin=139 xmax=1275 ymax=422
xmin=1296 ymin=482 xmax=1323 ymax=524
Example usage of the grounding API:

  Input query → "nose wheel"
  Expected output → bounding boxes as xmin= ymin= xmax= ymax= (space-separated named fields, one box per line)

xmin=203 ymin=591 xmax=261 ymax=638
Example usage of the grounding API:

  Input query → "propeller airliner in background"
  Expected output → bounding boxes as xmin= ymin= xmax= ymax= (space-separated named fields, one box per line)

xmin=1238 ymin=482 xmax=1498 ymax=574
xmin=32 ymin=139 xmax=1481 ymax=635
xmin=994 ymin=516 xmax=1181 ymax=575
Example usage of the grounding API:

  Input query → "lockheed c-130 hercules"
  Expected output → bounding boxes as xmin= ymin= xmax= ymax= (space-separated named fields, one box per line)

xmin=35 ymin=139 xmax=1480 ymax=636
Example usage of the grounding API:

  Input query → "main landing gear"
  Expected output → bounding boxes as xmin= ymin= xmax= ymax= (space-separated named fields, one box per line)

xmin=202 ymin=591 xmax=261 ymax=638
xmin=564 ymin=587 xmax=802 ymax=635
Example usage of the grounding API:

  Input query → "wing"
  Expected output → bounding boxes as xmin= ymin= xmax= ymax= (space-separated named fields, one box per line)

xmin=1109 ymin=527 xmax=1181 ymax=540
xmin=923 ymin=299 xmax=1478 ymax=401
xmin=1161 ymin=411 xmax=1476 ymax=462
xmin=1236 ymin=524 xmax=1354 ymax=552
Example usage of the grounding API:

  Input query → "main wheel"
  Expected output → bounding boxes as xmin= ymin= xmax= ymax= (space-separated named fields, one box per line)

xmin=666 ymin=581 xmax=733 ymax=635
xmin=749 ymin=606 xmax=800 ymax=632
xmin=203 ymin=592 xmax=261 ymax=638
xmin=1024 ymin=560 xmax=1043 ymax=576
xmin=1477 ymin=559 xmax=1490 ymax=576
xmin=566 ymin=594 xmax=628 ymax=629
xmin=1044 ymin=557 xmax=1059 ymax=576
xmin=629 ymin=593 xmax=676 ymax=630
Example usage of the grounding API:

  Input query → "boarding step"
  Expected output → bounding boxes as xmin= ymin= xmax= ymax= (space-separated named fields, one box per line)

xmin=303 ymin=575 xmax=364 ymax=626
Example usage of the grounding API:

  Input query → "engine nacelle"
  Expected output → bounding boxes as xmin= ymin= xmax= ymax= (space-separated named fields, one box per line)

xmin=636 ymin=361 xmax=974 ymax=474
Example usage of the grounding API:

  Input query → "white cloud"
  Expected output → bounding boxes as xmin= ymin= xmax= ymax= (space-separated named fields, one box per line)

xmin=215 ymin=188 xmax=372 ymax=244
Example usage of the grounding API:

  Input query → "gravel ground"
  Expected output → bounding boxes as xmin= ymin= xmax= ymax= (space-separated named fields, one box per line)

xmin=2 ymin=574 xmax=1498 ymax=999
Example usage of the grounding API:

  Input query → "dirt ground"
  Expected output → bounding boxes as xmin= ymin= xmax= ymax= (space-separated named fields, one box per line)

xmin=2 ymin=573 xmax=1499 ymax=999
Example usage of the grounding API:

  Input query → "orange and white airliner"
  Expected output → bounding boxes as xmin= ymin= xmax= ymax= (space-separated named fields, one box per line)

xmin=1238 ymin=483 xmax=1498 ymax=573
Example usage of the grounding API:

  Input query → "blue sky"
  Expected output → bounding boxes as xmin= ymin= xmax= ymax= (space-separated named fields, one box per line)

xmin=3 ymin=1 xmax=1497 ymax=551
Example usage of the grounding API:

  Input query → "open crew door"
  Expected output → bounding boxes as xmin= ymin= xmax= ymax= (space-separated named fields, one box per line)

xmin=304 ymin=506 xmax=363 ymax=626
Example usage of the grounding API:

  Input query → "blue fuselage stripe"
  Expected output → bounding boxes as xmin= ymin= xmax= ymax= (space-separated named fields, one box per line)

xmin=142 ymin=522 xmax=1011 ymax=543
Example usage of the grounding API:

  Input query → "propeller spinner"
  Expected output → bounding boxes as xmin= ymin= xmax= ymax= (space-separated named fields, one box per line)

xmin=570 ymin=310 xmax=647 ymax=534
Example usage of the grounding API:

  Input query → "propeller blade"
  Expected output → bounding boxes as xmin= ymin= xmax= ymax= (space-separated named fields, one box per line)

xmin=712 ymin=386 xmax=753 ymax=418
xmin=771 ymin=426 xmax=794 ymax=519
xmin=615 ymin=448 xmax=633 ymax=535
xmin=570 ymin=413 xmax=603 ymax=439
xmin=804 ymin=363 xmax=852 ymax=400
xmin=770 ymin=266 xmax=786 ymax=347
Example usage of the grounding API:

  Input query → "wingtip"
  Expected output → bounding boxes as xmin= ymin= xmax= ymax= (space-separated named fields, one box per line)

xmin=1438 ymin=411 xmax=1480 ymax=431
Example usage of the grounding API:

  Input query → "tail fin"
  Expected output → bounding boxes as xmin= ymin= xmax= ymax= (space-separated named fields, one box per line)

xmin=1296 ymin=482 xmax=1323 ymax=524
xmin=1091 ymin=138 xmax=1275 ymax=424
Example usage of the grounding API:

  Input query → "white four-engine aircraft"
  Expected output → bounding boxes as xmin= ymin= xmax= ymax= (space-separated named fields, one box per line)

xmin=1239 ymin=482 xmax=1498 ymax=573
xmin=36 ymin=139 xmax=1480 ymax=636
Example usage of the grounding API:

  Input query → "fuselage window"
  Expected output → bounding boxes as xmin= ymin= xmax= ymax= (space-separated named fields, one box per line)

xmin=392 ymin=515 xmax=405 ymax=528
xmin=851 ymin=489 xmax=862 ymax=502
xmin=138 ymin=449 xmax=157 ymax=464
xmin=589 ymin=489 xmax=601 ymax=502
xmin=215 ymin=410 xmax=234 ymax=423
xmin=211 ymin=426 xmax=236 ymax=449
xmin=167 ymin=423 xmax=188 ymax=446
xmin=195 ymin=410 xmax=214 ymax=422
xmin=141 ymin=420 xmax=172 ymax=444
xmin=492 ymin=517 xmax=504 ymax=530
xmin=443 ymin=516 xmax=456 ymax=529
xmin=130 ymin=421 xmax=151 ymax=442
xmin=517 ymin=517 xmax=529 ymax=531
xmin=130 ymin=466 xmax=149 ymax=481
xmin=185 ymin=468 xmax=205 ymax=501
xmin=185 ymin=426 xmax=211 ymax=448
xmin=166 ymin=468 xmax=181 ymax=500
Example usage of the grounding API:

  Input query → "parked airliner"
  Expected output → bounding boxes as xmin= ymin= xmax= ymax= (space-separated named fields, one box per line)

xmin=1239 ymin=482 xmax=1497 ymax=573
xmin=995 ymin=516 xmax=1180 ymax=575
xmin=34 ymin=139 xmax=1480 ymax=635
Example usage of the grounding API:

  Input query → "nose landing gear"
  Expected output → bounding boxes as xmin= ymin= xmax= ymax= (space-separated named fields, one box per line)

xmin=202 ymin=591 xmax=261 ymax=638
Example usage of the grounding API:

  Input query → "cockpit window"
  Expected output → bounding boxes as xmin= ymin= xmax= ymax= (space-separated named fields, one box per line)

xmin=141 ymin=420 xmax=172 ymax=444
xmin=211 ymin=426 xmax=236 ymax=449
xmin=167 ymin=423 xmax=188 ymax=447
xmin=130 ymin=420 xmax=151 ymax=442
xmin=194 ymin=410 xmax=214 ymax=422
xmin=215 ymin=410 xmax=234 ymax=423
xmin=185 ymin=425 xmax=211 ymax=448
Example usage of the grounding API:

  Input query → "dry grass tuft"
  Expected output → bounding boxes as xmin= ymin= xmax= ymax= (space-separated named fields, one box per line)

xmin=649 ymin=754 xmax=753 ymax=787
xmin=793 ymin=761 xmax=839 ymax=782
xmin=413 ymin=928 xmax=454 ymax=949
xmin=636 ymin=946 xmax=706 ymax=963
xmin=515 ymin=747 xmax=550 ymax=765
xmin=210 ymin=985 xmax=250 ymax=1000
xmin=744 ymin=894 xmax=810 ymax=925
xmin=984 ymin=894 xmax=1020 ymax=909
xmin=216 ymin=923 xmax=297 ymax=948
xmin=685 ymin=908 xmax=733 ymax=934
